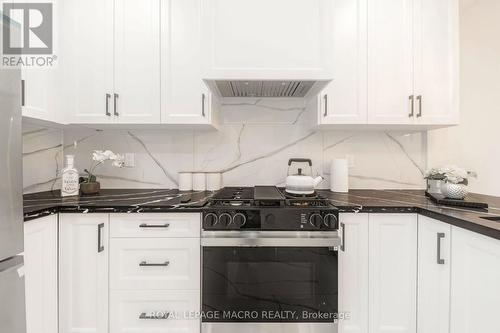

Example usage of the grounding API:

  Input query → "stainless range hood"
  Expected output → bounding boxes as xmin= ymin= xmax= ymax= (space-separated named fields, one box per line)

xmin=206 ymin=80 xmax=330 ymax=99
xmin=215 ymin=80 xmax=315 ymax=98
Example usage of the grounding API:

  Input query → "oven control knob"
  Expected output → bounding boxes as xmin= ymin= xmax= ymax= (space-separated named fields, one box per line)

xmin=309 ymin=213 xmax=323 ymax=229
xmin=323 ymin=214 xmax=338 ymax=229
xmin=218 ymin=213 xmax=232 ymax=227
xmin=233 ymin=213 xmax=247 ymax=227
xmin=203 ymin=213 xmax=218 ymax=228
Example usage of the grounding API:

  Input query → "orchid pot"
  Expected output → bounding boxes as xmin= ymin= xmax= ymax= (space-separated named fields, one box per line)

xmin=80 ymin=181 xmax=101 ymax=195
xmin=440 ymin=182 xmax=469 ymax=200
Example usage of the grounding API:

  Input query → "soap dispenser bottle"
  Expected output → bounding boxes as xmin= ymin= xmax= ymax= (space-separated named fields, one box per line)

xmin=61 ymin=155 xmax=79 ymax=197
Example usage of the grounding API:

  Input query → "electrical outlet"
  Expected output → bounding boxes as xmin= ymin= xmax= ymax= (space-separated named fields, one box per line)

xmin=346 ymin=154 xmax=355 ymax=168
xmin=124 ymin=153 xmax=135 ymax=168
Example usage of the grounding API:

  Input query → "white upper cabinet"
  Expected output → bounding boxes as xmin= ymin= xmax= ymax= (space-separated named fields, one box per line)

xmin=417 ymin=216 xmax=451 ymax=333
xmin=161 ymin=0 xmax=218 ymax=125
xmin=450 ymin=226 xmax=500 ymax=333
xmin=201 ymin=0 xmax=334 ymax=80
xmin=114 ymin=0 xmax=161 ymax=124
xmin=319 ymin=0 xmax=367 ymax=125
xmin=413 ymin=0 xmax=459 ymax=125
xmin=60 ymin=0 xmax=160 ymax=124
xmin=59 ymin=0 xmax=114 ymax=124
xmin=367 ymin=0 xmax=414 ymax=125
xmin=21 ymin=69 xmax=55 ymax=123
xmin=318 ymin=0 xmax=458 ymax=127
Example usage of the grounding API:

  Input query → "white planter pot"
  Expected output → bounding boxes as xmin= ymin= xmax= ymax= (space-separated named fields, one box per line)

xmin=441 ymin=182 xmax=468 ymax=200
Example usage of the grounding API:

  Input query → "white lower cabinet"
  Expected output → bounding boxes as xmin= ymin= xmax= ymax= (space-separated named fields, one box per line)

xmin=110 ymin=238 xmax=200 ymax=290
xmin=338 ymin=213 xmax=369 ymax=333
xmin=23 ymin=215 xmax=58 ymax=333
xmin=110 ymin=290 xmax=200 ymax=333
xmin=450 ymin=226 xmax=500 ymax=333
xmin=109 ymin=213 xmax=202 ymax=333
xmin=59 ymin=214 xmax=109 ymax=333
xmin=369 ymin=214 xmax=417 ymax=333
xmin=417 ymin=216 xmax=451 ymax=333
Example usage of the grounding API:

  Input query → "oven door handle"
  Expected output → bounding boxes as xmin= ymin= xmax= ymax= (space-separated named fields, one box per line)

xmin=201 ymin=237 xmax=341 ymax=248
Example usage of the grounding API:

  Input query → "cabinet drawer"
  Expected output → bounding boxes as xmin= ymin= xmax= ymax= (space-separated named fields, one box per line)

xmin=110 ymin=290 xmax=200 ymax=333
xmin=110 ymin=238 xmax=200 ymax=290
xmin=110 ymin=213 xmax=200 ymax=238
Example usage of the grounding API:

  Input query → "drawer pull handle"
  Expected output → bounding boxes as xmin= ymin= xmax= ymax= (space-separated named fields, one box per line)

xmin=139 ymin=223 xmax=170 ymax=229
xmin=139 ymin=261 xmax=170 ymax=267
xmin=139 ymin=312 xmax=170 ymax=320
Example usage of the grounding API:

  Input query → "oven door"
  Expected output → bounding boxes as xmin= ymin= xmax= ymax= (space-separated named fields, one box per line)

xmin=201 ymin=232 xmax=339 ymax=327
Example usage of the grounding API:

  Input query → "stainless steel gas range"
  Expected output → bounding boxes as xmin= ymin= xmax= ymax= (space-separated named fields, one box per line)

xmin=201 ymin=186 xmax=341 ymax=333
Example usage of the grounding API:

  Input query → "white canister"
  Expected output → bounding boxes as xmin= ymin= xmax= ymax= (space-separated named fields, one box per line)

xmin=206 ymin=172 xmax=223 ymax=191
xmin=178 ymin=172 xmax=193 ymax=191
xmin=330 ymin=158 xmax=349 ymax=193
xmin=192 ymin=173 xmax=207 ymax=191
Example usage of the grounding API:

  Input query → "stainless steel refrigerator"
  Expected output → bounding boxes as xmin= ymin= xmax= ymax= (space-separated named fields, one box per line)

xmin=0 ymin=20 xmax=26 ymax=333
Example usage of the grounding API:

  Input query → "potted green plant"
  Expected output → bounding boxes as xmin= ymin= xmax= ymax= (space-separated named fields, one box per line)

xmin=80 ymin=150 xmax=125 ymax=195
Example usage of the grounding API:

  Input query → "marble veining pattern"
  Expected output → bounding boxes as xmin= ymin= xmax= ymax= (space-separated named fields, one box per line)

xmin=23 ymin=99 xmax=427 ymax=193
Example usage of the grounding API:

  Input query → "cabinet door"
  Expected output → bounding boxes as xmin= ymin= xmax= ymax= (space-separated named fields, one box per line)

xmin=21 ymin=69 xmax=54 ymax=122
xmin=413 ymin=0 xmax=459 ymax=125
xmin=338 ymin=213 xmax=369 ymax=333
xmin=417 ymin=216 xmax=451 ymax=333
xmin=369 ymin=214 xmax=417 ymax=333
xmin=367 ymin=0 xmax=414 ymax=124
xmin=201 ymin=0 xmax=333 ymax=80
xmin=59 ymin=214 xmax=109 ymax=333
xmin=60 ymin=0 xmax=114 ymax=124
xmin=450 ymin=227 xmax=500 ymax=333
xmin=319 ymin=0 xmax=367 ymax=125
xmin=114 ymin=0 xmax=161 ymax=124
xmin=161 ymin=0 xmax=210 ymax=124
xmin=24 ymin=215 xmax=58 ymax=333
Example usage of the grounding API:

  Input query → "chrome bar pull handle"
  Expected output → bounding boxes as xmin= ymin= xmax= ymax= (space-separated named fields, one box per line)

xmin=416 ymin=95 xmax=422 ymax=118
xmin=202 ymin=93 xmax=206 ymax=117
xmin=409 ymin=95 xmax=414 ymax=117
xmin=105 ymin=94 xmax=111 ymax=116
xmin=97 ymin=223 xmax=105 ymax=253
xmin=437 ymin=232 xmax=445 ymax=265
xmin=139 ymin=312 xmax=170 ymax=320
xmin=139 ymin=261 xmax=170 ymax=267
xmin=114 ymin=93 xmax=119 ymax=116
xmin=323 ymin=94 xmax=328 ymax=117
xmin=139 ymin=223 xmax=170 ymax=229
xmin=340 ymin=222 xmax=346 ymax=252
xmin=21 ymin=80 xmax=26 ymax=107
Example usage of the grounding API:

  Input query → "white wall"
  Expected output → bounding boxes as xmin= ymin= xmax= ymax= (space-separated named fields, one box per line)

xmin=428 ymin=0 xmax=500 ymax=196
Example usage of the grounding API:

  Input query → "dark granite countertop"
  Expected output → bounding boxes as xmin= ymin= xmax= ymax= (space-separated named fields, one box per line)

xmin=318 ymin=189 xmax=500 ymax=240
xmin=23 ymin=189 xmax=214 ymax=221
xmin=23 ymin=188 xmax=500 ymax=240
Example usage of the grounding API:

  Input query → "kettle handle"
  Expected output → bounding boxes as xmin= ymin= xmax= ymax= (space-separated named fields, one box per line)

xmin=288 ymin=158 xmax=312 ymax=166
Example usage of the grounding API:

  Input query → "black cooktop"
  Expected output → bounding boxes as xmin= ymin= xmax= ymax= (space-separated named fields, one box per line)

xmin=208 ymin=186 xmax=332 ymax=208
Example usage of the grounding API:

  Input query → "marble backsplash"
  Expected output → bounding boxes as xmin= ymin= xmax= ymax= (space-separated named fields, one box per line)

xmin=23 ymin=99 xmax=427 ymax=193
